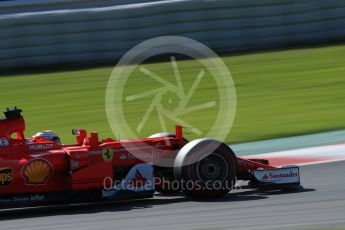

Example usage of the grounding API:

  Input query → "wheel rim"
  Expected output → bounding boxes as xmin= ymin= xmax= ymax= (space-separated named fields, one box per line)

xmin=196 ymin=153 xmax=229 ymax=183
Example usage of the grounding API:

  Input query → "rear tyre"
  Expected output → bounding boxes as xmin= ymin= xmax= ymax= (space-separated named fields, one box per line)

xmin=148 ymin=132 xmax=189 ymax=143
xmin=174 ymin=138 xmax=237 ymax=199
xmin=148 ymin=132 xmax=176 ymax=138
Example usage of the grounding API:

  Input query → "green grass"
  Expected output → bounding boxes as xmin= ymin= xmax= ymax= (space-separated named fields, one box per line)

xmin=1 ymin=44 xmax=345 ymax=144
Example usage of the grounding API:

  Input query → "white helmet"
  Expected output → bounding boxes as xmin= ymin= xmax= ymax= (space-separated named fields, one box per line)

xmin=33 ymin=130 xmax=61 ymax=145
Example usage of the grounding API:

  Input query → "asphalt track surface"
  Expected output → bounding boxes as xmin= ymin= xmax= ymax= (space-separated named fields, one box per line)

xmin=1 ymin=161 xmax=345 ymax=230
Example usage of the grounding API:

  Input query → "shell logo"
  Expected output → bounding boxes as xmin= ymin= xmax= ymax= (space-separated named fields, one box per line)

xmin=22 ymin=159 xmax=53 ymax=185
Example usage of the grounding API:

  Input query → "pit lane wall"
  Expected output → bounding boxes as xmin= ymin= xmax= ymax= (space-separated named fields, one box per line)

xmin=1 ymin=0 xmax=345 ymax=70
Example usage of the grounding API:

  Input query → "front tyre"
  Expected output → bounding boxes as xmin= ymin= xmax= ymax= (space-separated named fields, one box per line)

xmin=174 ymin=138 xmax=237 ymax=199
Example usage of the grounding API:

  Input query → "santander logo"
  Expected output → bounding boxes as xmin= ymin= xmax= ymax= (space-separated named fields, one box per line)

xmin=262 ymin=174 xmax=269 ymax=180
xmin=262 ymin=171 xmax=298 ymax=180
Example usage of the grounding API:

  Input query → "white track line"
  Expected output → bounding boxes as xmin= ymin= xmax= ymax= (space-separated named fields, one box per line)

xmin=245 ymin=143 xmax=345 ymax=166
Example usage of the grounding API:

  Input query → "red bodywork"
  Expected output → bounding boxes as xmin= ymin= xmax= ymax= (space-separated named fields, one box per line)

xmin=0 ymin=109 xmax=274 ymax=197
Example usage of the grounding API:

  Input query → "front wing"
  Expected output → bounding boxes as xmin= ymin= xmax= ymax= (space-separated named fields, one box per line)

xmin=251 ymin=166 xmax=301 ymax=189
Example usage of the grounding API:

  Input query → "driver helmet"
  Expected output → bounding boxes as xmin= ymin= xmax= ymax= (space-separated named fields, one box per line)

xmin=32 ymin=130 xmax=61 ymax=145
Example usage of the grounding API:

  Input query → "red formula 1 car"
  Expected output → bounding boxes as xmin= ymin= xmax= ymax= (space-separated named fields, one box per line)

xmin=0 ymin=108 xmax=300 ymax=206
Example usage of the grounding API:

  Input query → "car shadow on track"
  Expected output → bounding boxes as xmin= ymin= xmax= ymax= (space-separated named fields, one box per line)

xmin=255 ymin=187 xmax=315 ymax=196
xmin=193 ymin=187 xmax=315 ymax=202
xmin=0 ymin=188 xmax=314 ymax=221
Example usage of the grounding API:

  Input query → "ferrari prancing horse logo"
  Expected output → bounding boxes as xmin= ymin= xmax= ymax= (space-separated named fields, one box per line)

xmin=102 ymin=148 xmax=113 ymax=162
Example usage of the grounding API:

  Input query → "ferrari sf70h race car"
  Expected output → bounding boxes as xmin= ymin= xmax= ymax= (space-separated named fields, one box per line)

xmin=0 ymin=108 xmax=300 ymax=207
